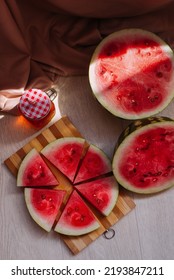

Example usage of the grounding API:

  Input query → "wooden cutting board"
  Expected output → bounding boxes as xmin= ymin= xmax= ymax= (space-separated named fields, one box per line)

xmin=4 ymin=116 xmax=135 ymax=255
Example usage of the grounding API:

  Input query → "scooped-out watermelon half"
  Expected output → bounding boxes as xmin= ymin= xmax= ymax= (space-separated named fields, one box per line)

xmin=74 ymin=144 xmax=112 ymax=184
xmin=17 ymin=148 xmax=59 ymax=187
xmin=41 ymin=137 xmax=85 ymax=182
xmin=54 ymin=190 xmax=100 ymax=236
xmin=89 ymin=29 xmax=174 ymax=120
xmin=113 ymin=116 xmax=174 ymax=194
xmin=75 ymin=176 xmax=119 ymax=216
xmin=24 ymin=188 xmax=66 ymax=232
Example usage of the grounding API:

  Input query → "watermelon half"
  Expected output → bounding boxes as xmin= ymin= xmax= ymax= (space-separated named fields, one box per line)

xmin=89 ymin=29 xmax=174 ymax=120
xmin=75 ymin=176 xmax=119 ymax=216
xmin=24 ymin=188 xmax=66 ymax=232
xmin=17 ymin=148 xmax=59 ymax=187
xmin=113 ymin=117 xmax=174 ymax=194
xmin=54 ymin=190 xmax=100 ymax=236
xmin=74 ymin=144 xmax=112 ymax=184
xmin=41 ymin=137 xmax=85 ymax=182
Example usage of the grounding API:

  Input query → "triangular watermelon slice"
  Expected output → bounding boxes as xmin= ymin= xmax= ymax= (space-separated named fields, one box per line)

xmin=24 ymin=188 xmax=66 ymax=232
xmin=41 ymin=137 xmax=85 ymax=182
xmin=54 ymin=190 xmax=100 ymax=236
xmin=74 ymin=144 xmax=112 ymax=184
xmin=17 ymin=148 xmax=59 ymax=187
xmin=75 ymin=176 xmax=119 ymax=216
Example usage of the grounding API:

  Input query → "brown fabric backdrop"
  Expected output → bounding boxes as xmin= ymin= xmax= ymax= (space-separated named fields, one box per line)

xmin=0 ymin=0 xmax=174 ymax=111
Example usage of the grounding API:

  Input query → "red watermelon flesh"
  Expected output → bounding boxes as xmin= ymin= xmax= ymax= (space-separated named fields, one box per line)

xmin=113 ymin=120 xmax=174 ymax=194
xmin=75 ymin=176 xmax=119 ymax=216
xmin=24 ymin=188 xmax=66 ymax=232
xmin=17 ymin=149 xmax=59 ymax=187
xmin=54 ymin=190 xmax=100 ymax=236
xmin=89 ymin=29 xmax=174 ymax=119
xmin=74 ymin=144 xmax=112 ymax=184
xmin=41 ymin=137 xmax=85 ymax=182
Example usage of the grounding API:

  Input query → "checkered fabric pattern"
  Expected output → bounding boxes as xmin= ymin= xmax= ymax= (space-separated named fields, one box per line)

xmin=19 ymin=89 xmax=51 ymax=120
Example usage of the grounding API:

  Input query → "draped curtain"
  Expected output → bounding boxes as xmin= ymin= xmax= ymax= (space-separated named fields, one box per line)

xmin=0 ymin=0 xmax=174 ymax=111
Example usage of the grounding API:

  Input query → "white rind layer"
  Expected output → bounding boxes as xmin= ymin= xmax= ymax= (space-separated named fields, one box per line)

xmin=54 ymin=219 xmax=100 ymax=236
xmin=17 ymin=149 xmax=37 ymax=186
xmin=41 ymin=137 xmax=85 ymax=155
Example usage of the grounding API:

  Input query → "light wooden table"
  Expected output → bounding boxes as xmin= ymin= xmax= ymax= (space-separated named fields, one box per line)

xmin=0 ymin=76 xmax=174 ymax=260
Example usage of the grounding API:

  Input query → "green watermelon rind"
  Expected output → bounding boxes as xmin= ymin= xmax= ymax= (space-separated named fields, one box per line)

xmin=41 ymin=137 xmax=85 ymax=182
xmin=17 ymin=148 xmax=58 ymax=187
xmin=89 ymin=28 xmax=174 ymax=120
xmin=113 ymin=119 xmax=174 ymax=194
xmin=75 ymin=176 xmax=119 ymax=216
xmin=24 ymin=188 xmax=65 ymax=232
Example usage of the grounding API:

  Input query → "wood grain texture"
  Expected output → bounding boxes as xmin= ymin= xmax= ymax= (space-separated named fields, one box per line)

xmin=1 ymin=76 xmax=174 ymax=259
xmin=4 ymin=116 xmax=135 ymax=254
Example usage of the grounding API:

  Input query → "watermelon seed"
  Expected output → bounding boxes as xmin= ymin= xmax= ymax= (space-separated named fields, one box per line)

xmin=139 ymin=178 xmax=145 ymax=183
xmin=167 ymin=165 xmax=174 ymax=170
xmin=163 ymin=172 xmax=168 ymax=177
xmin=147 ymin=88 xmax=151 ymax=93
xmin=156 ymin=72 xmax=163 ymax=78
xmin=96 ymin=198 xmax=102 ymax=204
xmin=67 ymin=207 xmax=72 ymax=215
xmin=41 ymin=194 xmax=46 ymax=200
xmin=80 ymin=215 xmax=85 ymax=222
xmin=135 ymin=162 xmax=139 ymax=166
xmin=49 ymin=198 xmax=53 ymax=202
xmin=131 ymin=99 xmax=137 ymax=106
xmin=70 ymin=148 xmax=76 ymax=156
xmin=152 ymin=178 xmax=158 ymax=182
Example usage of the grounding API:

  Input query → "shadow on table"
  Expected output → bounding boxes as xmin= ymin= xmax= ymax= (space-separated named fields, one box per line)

xmin=56 ymin=76 xmax=130 ymax=159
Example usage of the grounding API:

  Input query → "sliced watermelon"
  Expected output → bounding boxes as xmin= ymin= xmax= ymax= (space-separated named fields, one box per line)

xmin=17 ymin=148 xmax=59 ymax=187
xmin=113 ymin=117 xmax=174 ymax=194
xmin=74 ymin=144 xmax=112 ymax=184
xmin=89 ymin=29 xmax=174 ymax=119
xmin=41 ymin=137 xmax=85 ymax=182
xmin=24 ymin=188 xmax=66 ymax=232
xmin=54 ymin=190 xmax=100 ymax=236
xmin=75 ymin=176 xmax=119 ymax=216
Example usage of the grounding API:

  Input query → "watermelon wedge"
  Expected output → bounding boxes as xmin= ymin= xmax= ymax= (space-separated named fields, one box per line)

xmin=75 ymin=176 xmax=119 ymax=216
xmin=89 ymin=29 xmax=174 ymax=120
xmin=113 ymin=117 xmax=174 ymax=194
xmin=54 ymin=190 xmax=100 ymax=236
xmin=74 ymin=144 xmax=112 ymax=184
xmin=17 ymin=148 xmax=59 ymax=187
xmin=24 ymin=188 xmax=66 ymax=232
xmin=41 ymin=137 xmax=85 ymax=182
